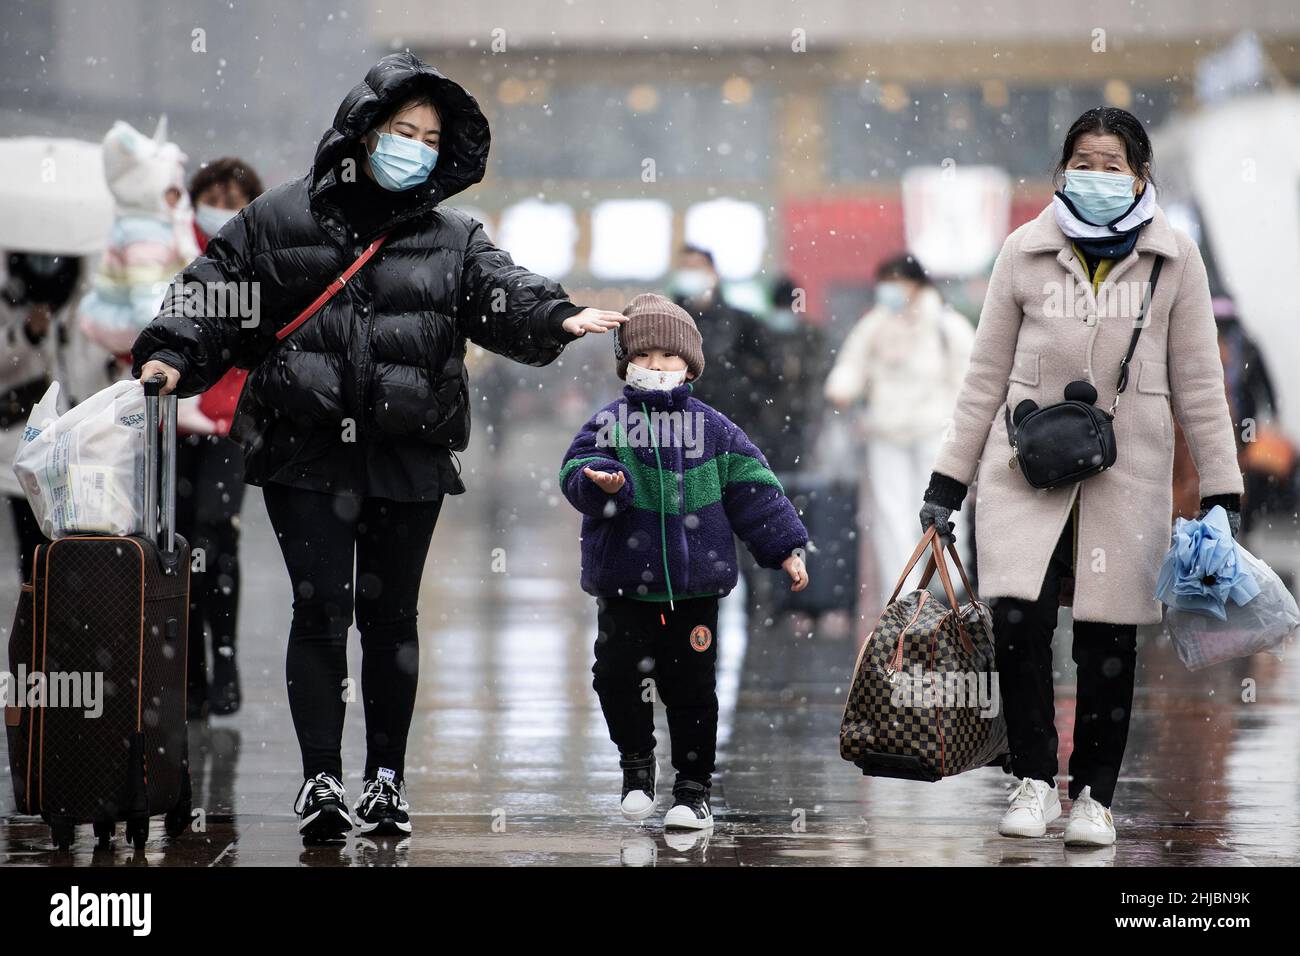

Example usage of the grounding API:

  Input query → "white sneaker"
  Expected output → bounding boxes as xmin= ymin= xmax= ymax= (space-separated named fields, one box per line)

xmin=619 ymin=756 xmax=658 ymax=821
xmin=663 ymin=780 xmax=714 ymax=830
xmin=1064 ymin=786 xmax=1116 ymax=846
xmin=998 ymin=777 xmax=1061 ymax=837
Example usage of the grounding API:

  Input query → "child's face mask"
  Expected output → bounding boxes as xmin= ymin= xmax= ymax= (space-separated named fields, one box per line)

xmin=625 ymin=362 xmax=688 ymax=391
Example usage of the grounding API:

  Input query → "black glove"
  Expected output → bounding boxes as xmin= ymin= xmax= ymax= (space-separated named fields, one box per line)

xmin=1198 ymin=494 xmax=1242 ymax=537
xmin=920 ymin=472 xmax=968 ymax=547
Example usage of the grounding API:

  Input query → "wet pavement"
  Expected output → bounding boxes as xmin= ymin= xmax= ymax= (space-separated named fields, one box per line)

xmin=2 ymin=408 xmax=1299 ymax=867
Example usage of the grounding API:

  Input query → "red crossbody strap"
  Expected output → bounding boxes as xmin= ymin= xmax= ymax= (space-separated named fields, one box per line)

xmin=275 ymin=233 xmax=389 ymax=342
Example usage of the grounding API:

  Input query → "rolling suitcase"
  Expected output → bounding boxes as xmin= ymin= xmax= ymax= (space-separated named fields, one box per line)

xmin=773 ymin=476 xmax=860 ymax=616
xmin=5 ymin=375 xmax=193 ymax=850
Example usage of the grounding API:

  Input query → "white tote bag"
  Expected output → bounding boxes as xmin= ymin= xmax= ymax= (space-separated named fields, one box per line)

xmin=12 ymin=378 xmax=146 ymax=537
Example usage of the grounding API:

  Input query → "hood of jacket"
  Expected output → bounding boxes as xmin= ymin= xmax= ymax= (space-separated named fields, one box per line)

xmin=308 ymin=52 xmax=490 ymax=219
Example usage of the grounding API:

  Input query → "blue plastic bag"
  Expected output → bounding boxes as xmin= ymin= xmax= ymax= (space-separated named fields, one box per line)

xmin=1154 ymin=506 xmax=1259 ymax=621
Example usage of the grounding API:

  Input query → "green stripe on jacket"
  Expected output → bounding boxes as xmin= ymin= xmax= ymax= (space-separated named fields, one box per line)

xmin=559 ymin=424 xmax=783 ymax=516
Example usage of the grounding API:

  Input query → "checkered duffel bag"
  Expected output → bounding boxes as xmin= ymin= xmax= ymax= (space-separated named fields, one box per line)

xmin=840 ymin=526 xmax=1009 ymax=781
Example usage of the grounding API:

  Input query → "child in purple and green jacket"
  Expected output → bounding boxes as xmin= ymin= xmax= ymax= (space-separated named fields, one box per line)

xmin=559 ymin=293 xmax=809 ymax=830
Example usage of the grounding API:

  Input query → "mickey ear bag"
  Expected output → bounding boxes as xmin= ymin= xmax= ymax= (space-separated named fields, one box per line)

xmin=1006 ymin=257 xmax=1162 ymax=490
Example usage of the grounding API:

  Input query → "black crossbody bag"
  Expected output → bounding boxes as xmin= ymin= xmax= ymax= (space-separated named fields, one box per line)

xmin=1005 ymin=255 xmax=1164 ymax=490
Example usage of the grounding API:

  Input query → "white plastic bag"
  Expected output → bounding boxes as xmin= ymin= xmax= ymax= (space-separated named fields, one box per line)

xmin=1163 ymin=546 xmax=1300 ymax=671
xmin=12 ymin=379 xmax=146 ymax=537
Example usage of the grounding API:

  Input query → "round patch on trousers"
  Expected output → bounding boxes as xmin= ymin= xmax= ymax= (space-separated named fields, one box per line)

xmin=689 ymin=624 xmax=713 ymax=652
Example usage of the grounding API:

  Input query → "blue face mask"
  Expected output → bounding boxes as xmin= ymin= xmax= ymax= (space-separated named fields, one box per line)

xmin=1062 ymin=170 xmax=1138 ymax=226
xmin=875 ymin=281 xmax=909 ymax=313
xmin=367 ymin=132 xmax=438 ymax=192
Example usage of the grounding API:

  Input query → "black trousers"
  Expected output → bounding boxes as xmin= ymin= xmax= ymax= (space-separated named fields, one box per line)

xmin=990 ymin=513 xmax=1138 ymax=807
xmin=175 ymin=433 xmax=247 ymax=707
xmin=593 ymin=595 xmax=720 ymax=787
xmin=262 ymin=482 xmax=442 ymax=783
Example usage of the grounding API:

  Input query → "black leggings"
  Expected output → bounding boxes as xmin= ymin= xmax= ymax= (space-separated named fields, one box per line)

xmin=262 ymin=482 xmax=442 ymax=783
xmin=991 ymin=516 xmax=1138 ymax=807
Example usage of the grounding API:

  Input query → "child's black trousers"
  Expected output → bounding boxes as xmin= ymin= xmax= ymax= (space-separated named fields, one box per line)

xmin=592 ymin=595 xmax=720 ymax=787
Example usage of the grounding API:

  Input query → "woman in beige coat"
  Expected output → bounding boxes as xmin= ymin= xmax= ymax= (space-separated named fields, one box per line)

xmin=918 ymin=107 xmax=1243 ymax=848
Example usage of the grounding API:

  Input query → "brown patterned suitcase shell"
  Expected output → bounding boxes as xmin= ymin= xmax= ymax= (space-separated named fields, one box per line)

xmin=7 ymin=534 xmax=190 ymax=822
xmin=839 ymin=530 xmax=1009 ymax=780
xmin=4 ymin=380 xmax=193 ymax=848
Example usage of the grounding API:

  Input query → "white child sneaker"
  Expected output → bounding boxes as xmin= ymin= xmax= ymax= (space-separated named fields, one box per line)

xmin=619 ymin=755 xmax=659 ymax=821
xmin=1064 ymin=785 xmax=1117 ymax=847
xmin=663 ymin=780 xmax=714 ymax=830
xmin=998 ymin=777 xmax=1061 ymax=837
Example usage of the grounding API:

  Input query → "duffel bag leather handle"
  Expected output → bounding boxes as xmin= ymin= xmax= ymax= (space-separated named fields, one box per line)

xmin=887 ymin=528 xmax=972 ymax=653
xmin=919 ymin=538 xmax=980 ymax=605
xmin=919 ymin=536 xmax=976 ymax=656
xmin=887 ymin=526 xmax=942 ymax=606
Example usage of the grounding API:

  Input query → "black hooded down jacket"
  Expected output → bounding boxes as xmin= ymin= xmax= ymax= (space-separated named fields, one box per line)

xmin=130 ymin=52 xmax=580 ymax=501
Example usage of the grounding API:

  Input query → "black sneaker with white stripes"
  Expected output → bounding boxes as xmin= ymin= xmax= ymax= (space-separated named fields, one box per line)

xmin=663 ymin=779 xmax=713 ymax=830
xmin=294 ymin=772 xmax=352 ymax=845
xmin=352 ymin=767 xmax=412 ymax=836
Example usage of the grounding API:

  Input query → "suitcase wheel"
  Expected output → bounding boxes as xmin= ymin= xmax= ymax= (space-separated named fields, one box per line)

xmin=93 ymin=820 xmax=115 ymax=850
xmin=50 ymin=820 xmax=75 ymax=852
xmin=126 ymin=817 xmax=149 ymax=850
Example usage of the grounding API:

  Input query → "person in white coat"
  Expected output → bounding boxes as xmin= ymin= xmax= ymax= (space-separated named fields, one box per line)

xmin=825 ymin=254 xmax=974 ymax=613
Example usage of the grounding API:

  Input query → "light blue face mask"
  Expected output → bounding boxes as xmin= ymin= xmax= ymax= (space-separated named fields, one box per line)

xmin=875 ymin=281 xmax=909 ymax=313
xmin=1062 ymin=170 xmax=1138 ymax=226
xmin=367 ymin=132 xmax=438 ymax=192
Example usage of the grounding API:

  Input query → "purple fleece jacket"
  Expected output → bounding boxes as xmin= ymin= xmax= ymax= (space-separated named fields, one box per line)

xmin=559 ymin=382 xmax=808 ymax=601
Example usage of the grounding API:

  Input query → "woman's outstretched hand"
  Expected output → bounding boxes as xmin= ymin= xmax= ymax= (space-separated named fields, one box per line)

xmin=562 ymin=308 xmax=627 ymax=337
xmin=138 ymin=358 xmax=181 ymax=395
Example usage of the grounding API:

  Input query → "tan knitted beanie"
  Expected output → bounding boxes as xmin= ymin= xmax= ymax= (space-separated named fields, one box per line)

xmin=615 ymin=292 xmax=705 ymax=381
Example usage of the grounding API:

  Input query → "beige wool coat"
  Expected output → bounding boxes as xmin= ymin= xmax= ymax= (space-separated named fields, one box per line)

xmin=932 ymin=202 xmax=1244 ymax=625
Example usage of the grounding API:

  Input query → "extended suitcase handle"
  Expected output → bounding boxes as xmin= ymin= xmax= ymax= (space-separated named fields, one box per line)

xmin=142 ymin=374 xmax=178 ymax=555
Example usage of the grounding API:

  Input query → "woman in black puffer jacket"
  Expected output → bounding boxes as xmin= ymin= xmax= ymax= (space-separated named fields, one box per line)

xmin=132 ymin=52 xmax=624 ymax=844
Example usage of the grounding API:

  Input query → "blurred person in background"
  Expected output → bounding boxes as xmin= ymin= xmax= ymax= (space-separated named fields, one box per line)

xmin=1214 ymin=295 xmax=1288 ymax=534
xmin=753 ymin=275 xmax=827 ymax=474
xmin=919 ymin=106 xmax=1243 ymax=847
xmin=0 ymin=251 xmax=84 ymax=582
xmin=671 ymin=244 xmax=775 ymax=623
xmin=670 ymin=244 xmax=767 ymax=434
xmin=825 ymin=253 xmax=973 ymax=613
xmin=173 ymin=157 xmax=266 ymax=719
xmin=133 ymin=52 xmax=626 ymax=845
xmin=738 ymin=275 xmax=830 ymax=624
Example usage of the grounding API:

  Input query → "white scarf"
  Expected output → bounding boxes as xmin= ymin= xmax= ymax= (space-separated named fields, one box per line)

xmin=1052 ymin=183 xmax=1158 ymax=240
